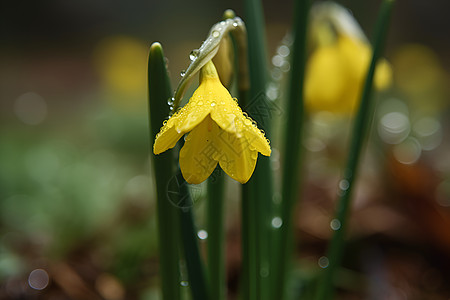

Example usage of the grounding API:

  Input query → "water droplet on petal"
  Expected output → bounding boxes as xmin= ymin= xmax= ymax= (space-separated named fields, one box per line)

xmin=233 ymin=22 xmax=238 ymax=27
xmin=211 ymin=102 xmax=216 ymax=107
xmin=212 ymin=30 xmax=220 ymax=38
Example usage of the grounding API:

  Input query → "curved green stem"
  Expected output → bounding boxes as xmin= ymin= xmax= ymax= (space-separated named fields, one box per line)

xmin=315 ymin=1 xmax=395 ymax=299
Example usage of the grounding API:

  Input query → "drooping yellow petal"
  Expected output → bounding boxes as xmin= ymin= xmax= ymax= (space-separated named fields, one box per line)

xmin=236 ymin=117 xmax=271 ymax=156
xmin=153 ymin=121 xmax=184 ymax=154
xmin=215 ymin=127 xmax=258 ymax=184
xmin=179 ymin=115 xmax=219 ymax=184
xmin=153 ymin=60 xmax=271 ymax=184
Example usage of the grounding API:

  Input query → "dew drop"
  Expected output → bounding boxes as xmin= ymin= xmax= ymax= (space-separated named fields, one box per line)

xmin=260 ymin=266 xmax=269 ymax=278
xmin=339 ymin=179 xmax=350 ymax=191
xmin=167 ymin=97 xmax=175 ymax=105
xmin=197 ymin=230 xmax=208 ymax=240
xmin=271 ymin=217 xmax=283 ymax=229
xmin=28 ymin=269 xmax=49 ymax=290
xmin=211 ymin=102 xmax=216 ymax=107
xmin=233 ymin=22 xmax=238 ymax=27
xmin=180 ymin=281 xmax=189 ymax=287
xmin=318 ymin=256 xmax=329 ymax=268
xmin=212 ymin=30 xmax=220 ymax=38
xmin=189 ymin=49 xmax=200 ymax=61
xmin=272 ymin=55 xmax=284 ymax=67
xmin=277 ymin=45 xmax=290 ymax=57
xmin=330 ymin=219 xmax=341 ymax=231
xmin=180 ymin=70 xmax=186 ymax=77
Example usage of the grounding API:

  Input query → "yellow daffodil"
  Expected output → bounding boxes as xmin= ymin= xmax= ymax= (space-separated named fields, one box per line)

xmin=153 ymin=60 xmax=271 ymax=184
xmin=304 ymin=34 xmax=392 ymax=114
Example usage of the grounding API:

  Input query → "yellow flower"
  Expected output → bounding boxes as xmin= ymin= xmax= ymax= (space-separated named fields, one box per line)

xmin=304 ymin=34 xmax=392 ymax=115
xmin=153 ymin=61 xmax=271 ymax=184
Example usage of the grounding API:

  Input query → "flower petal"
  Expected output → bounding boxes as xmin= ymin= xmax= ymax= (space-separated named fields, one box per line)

xmin=179 ymin=115 xmax=219 ymax=184
xmin=215 ymin=128 xmax=258 ymax=184
xmin=153 ymin=119 xmax=184 ymax=154
xmin=209 ymin=83 xmax=239 ymax=134
xmin=238 ymin=117 xmax=271 ymax=156
xmin=175 ymin=100 xmax=211 ymax=133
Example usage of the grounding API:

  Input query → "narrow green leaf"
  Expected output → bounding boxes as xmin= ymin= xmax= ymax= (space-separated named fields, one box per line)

xmin=315 ymin=1 xmax=395 ymax=299
xmin=148 ymin=42 xmax=180 ymax=300
xmin=207 ymin=167 xmax=226 ymax=300
xmin=275 ymin=0 xmax=311 ymax=299
xmin=242 ymin=0 xmax=273 ymax=299
xmin=177 ymin=168 xmax=210 ymax=300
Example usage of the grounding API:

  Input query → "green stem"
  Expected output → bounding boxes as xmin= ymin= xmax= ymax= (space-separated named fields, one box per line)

xmin=148 ymin=42 xmax=180 ymax=300
xmin=207 ymin=167 xmax=226 ymax=300
xmin=177 ymin=169 xmax=210 ymax=300
xmin=275 ymin=0 xmax=310 ymax=299
xmin=242 ymin=0 xmax=273 ymax=299
xmin=315 ymin=1 xmax=395 ymax=299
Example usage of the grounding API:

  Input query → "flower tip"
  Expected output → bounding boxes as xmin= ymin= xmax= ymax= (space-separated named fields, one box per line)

xmin=149 ymin=42 xmax=164 ymax=56
xmin=223 ymin=9 xmax=236 ymax=20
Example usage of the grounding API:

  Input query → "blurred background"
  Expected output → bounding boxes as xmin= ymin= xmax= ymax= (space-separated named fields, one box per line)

xmin=1 ymin=0 xmax=450 ymax=299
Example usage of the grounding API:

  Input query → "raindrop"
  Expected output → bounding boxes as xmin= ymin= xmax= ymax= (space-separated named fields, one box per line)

xmin=167 ymin=97 xmax=175 ymax=106
xmin=272 ymin=55 xmax=284 ymax=67
xmin=189 ymin=49 xmax=200 ymax=61
xmin=197 ymin=230 xmax=208 ymax=240
xmin=180 ymin=281 xmax=189 ymax=287
xmin=260 ymin=266 xmax=269 ymax=278
xmin=28 ymin=269 xmax=49 ymax=290
xmin=339 ymin=179 xmax=350 ymax=191
xmin=393 ymin=137 xmax=421 ymax=165
xmin=330 ymin=219 xmax=341 ymax=231
xmin=277 ymin=45 xmax=290 ymax=57
xmin=271 ymin=217 xmax=283 ymax=229
xmin=272 ymin=193 xmax=282 ymax=205
xmin=233 ymin=22 xmax=238 ymax=27
xmin=280 ymin=61 xmax=291 ymax=73
xmin=413 ymin=117 xmax=442 ymax=151
xmin=378 ymin=112 xmax=410 ymax=144
xmin=212 ymin=30 xmax=220 ymax=38
xmin=318 ymin=256 xmax=329 ymax=268
xmin=271 ymin=68 xmax=283 ymax=81
xmin=180 ymin=70 xmax=186 ymax=77
xmin=211 ymin=102 xmax=216 ymax=107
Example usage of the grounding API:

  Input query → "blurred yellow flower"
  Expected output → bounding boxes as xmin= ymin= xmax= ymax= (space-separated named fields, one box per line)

xmin=93 ymin=36 xmax=148 ymax=109
xmin=305 ymin=34 xmax=392 ymax=115
xmin=153 ymin=61 xmax=271 ymax=184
